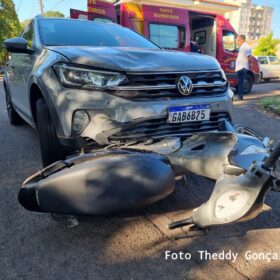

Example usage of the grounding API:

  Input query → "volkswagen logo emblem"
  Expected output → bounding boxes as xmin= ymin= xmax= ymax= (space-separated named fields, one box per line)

xmin=177 ymin=76 xmax=193 ymax=96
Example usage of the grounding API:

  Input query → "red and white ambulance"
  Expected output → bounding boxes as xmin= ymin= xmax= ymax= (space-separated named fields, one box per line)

xmin=70 ymin=0 xmax=261 ymax=93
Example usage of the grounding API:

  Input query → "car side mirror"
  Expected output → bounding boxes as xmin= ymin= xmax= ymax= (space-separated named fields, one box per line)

xmin=4 ymin=37 xmax=34 ymax=54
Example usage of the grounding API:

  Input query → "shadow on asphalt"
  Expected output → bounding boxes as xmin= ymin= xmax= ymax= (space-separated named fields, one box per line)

xmin=30 ymin=191 xmax=280 ymax=279
xmin=259 ymin=80 xmax=280 ymax=84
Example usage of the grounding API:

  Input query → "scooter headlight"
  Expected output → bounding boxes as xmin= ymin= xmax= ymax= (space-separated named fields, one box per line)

xmin=54 ymin=64 xmax=127 ymax=89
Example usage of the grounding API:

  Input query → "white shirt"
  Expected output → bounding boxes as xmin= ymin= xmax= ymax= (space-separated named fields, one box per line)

xmin=235 ymin=42 xmax=252 ymax=72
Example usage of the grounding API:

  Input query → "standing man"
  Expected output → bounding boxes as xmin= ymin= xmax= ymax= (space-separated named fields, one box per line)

xmin=235 ymin=35 xmax=252 ymax=101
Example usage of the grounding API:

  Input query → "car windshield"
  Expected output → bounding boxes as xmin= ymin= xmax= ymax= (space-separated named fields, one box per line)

xmin=38 ymin=19 xmax=159 ymax=49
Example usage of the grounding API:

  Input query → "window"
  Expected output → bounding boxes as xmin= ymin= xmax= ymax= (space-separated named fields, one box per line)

xmin=92 ymin=17 xmax=113 ymax=23
xmin=78 ymin=14 xmax=88 ymax=20
xmin=258 ymin=57 xmax=268 ymax=65
xmin=222 ymin=30 xmax=236 ymax=52
xmin=269 ymin=56 xmax=280 ymax=65
xmin=149 ymin=24 xmax=179 ymax=48
xmin=194 ymin=31 xmax=206 ymax=45
xmin=179 ymin=26 xmax=186 ymax=48
xmin=22 ymin=21 xmax=34 ymax=48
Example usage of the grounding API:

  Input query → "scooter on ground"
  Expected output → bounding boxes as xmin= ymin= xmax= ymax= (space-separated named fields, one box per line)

xmin=18 ymin=121 xmax=280 ymax=230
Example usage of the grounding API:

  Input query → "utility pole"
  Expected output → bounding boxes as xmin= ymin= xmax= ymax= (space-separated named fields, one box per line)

xmin=39 ymin=0 xmax=44 ymax=14
xmin=263 ymin=0 xmax=269 ymax=37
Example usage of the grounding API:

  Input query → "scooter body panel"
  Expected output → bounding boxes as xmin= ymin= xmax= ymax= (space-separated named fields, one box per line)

xmin=19 ymin=152 xmax=175 ymax=215
xmin=192 ymin=163 xmax=271 ymax=228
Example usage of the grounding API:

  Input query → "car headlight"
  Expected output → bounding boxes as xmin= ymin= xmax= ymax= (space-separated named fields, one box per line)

xmin=53 ymin=64 xmax=127 ymax=89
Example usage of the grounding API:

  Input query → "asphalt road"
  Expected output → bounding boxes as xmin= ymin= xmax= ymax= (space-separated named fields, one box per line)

xmin=0 ymin=80 xmax=280 ymax=280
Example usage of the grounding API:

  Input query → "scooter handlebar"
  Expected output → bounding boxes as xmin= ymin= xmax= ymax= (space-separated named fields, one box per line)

xmin=263 ymin=142 xmax=280 ymax=170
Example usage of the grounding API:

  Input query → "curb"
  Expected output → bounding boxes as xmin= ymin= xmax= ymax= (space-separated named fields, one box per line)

xmin=268 ymin=104 xmax=280 ymax=115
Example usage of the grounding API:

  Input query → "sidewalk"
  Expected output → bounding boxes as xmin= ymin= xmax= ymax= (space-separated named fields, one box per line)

xmin=232 ymin=81 xmax=280 ymax=141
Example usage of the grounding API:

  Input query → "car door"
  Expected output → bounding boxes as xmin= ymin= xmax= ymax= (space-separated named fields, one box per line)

xmin=11 ymin=21 xmax=36 ymax=120
xmin=5 ymin=53 xmax=19 ymax=100
xmin=268 ymin=56 xmax=280 ymax=78
xmin=258 ymin=56 xmax=270 ymax=79
xmin=216 ymin=16 xmax=238 ymax=77
xmin=258 ymin=56 xmax=272 ymax=79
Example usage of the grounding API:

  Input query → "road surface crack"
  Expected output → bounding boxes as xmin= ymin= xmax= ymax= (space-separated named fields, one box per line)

xmin=227 ymin=261 xmax=251 ymax=280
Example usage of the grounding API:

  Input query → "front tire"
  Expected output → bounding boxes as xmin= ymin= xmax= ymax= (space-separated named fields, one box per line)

xmin=36 ymin=98 xmax=69 ymax=167
xmin=243 ymin=74 xmax=253 ymax=94
xmin=5 ymin=87 xmax=22 ymax=125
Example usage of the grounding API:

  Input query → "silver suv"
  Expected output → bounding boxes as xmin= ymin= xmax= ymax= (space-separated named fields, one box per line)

xmin=4 ymin=17 xmax=233 ymax=166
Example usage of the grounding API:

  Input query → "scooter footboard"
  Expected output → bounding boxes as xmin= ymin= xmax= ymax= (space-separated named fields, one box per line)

xmin=18 ymin=151 xmax=175 ymax=215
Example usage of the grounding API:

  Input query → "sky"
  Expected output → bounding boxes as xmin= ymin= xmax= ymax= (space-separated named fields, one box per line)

xmin=12 ymin=0 xmax=280 ymax=38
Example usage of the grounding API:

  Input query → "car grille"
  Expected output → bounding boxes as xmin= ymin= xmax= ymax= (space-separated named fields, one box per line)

xmin=109 ymin=112 xmax=231 ymax=142
xmin=107 ymin=70 xmax=228 ymax=100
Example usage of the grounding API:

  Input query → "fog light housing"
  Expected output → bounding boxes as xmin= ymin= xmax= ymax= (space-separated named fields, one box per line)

xmin=72 ymin=110 xmax=90 ymax=134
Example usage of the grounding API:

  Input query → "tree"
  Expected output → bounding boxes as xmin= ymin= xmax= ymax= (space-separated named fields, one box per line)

xmin=43 ymin=11 xmax=65 ymax=18
xmin=20 ymin=10 xmax=64 ymax=30
xmin=21 ymin=19 xmax=31 ymax=29
xmin=0 ymin=0 xmax=21 ymax=64
xmin=253 ymin=33 xmax=280 ymax=56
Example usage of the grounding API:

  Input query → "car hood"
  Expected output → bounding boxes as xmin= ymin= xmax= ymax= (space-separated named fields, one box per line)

xmin=48 ymin=46 xmax=221 ymax=72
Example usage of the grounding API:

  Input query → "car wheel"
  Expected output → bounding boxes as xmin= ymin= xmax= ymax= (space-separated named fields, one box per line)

xmin=243 ymin=74 xmax=253 ymax=94
xmin=260 ymin=72 xmax=264 ymax=82
xmin=36 ymin=98 xmax=70 ymax=167
xmin=5 ymin=88 xmax=22 ymax=125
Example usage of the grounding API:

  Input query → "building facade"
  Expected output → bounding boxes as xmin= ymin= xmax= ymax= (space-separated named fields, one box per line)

xmin=225 ymin=0 xmax=273 ymax=40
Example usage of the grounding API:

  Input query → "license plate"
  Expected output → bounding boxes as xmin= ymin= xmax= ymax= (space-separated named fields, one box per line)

xmin=167 ymin=105 xmax=211 ymax=123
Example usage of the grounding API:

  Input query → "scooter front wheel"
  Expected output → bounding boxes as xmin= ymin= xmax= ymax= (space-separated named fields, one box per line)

xmin=235 ymin=124 xmax=264 ymax=141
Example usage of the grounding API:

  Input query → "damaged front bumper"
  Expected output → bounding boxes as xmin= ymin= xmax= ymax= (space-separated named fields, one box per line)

xmin=42 ymin=69 xmax=233 ymax=147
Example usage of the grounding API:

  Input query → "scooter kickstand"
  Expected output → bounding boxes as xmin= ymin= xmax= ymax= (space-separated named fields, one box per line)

xmin=174 ymin=225 xmax=209 ymax=240
xmin=167 ymin=217 xmax=194 ymax=230
xmin=51 ymin=213 xmax=79 ymax=228
xmin=167 ymin=218 xmax=209 ymax=239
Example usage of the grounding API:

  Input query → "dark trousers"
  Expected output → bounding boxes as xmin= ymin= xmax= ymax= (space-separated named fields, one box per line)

xmin=236 ymin=68 xmax=247 ymax=99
